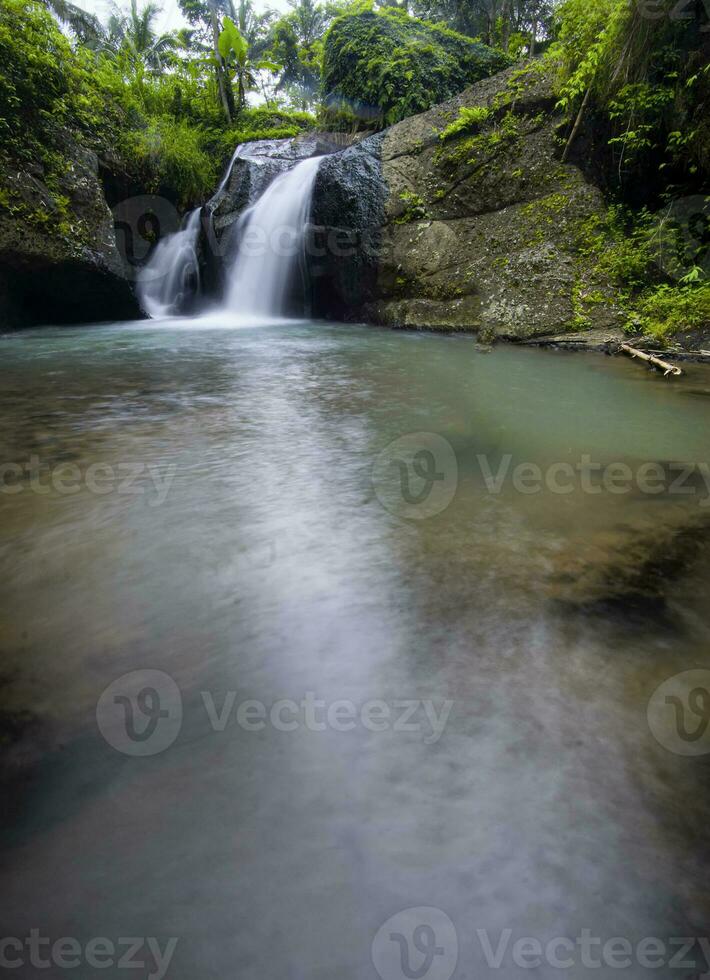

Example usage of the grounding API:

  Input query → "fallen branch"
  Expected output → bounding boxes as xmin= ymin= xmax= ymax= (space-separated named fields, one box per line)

xmin=619 ymin=343 xmax=683 ymax=377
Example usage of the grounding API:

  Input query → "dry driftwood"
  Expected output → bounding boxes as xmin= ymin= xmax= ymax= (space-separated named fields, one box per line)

xmin=619 ymin=343 xmax=683 ymax=377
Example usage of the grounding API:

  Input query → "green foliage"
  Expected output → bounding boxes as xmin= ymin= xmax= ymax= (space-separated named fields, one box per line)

xmin=435 ymin=107 xmax=523 ymax=171
xmin=439 ymin=105 xmax=491 ymax=141
xmin=629 ymin=283 xmax=710 ymax=342
xmin=576 ymin=205 xmax=710 ymax=342
xmin=607 ymin=83 xmax=675 ymax=161
xmin=549 ymin=0 xmax=709 ymax=190
xmin=214 ymin=106 xmax=316 ymax=155
xmin=219 ymin=17 xmax=281 ymax=106
xmin=0 ymin=0 xmax=111 ymax=168
xmin=322 ymin=8 xmax=509 ymax=128
xmin=576 ymin=207 xmax=657 ymax=291
xmin=119 ymin=116 xmax=217 ymax=205
xmin=408 ymin=0 xmax=556 ymax=51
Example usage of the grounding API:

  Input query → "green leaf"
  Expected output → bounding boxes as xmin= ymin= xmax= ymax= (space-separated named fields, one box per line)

xmin=218 ymin=17 xmax=248 ymax=63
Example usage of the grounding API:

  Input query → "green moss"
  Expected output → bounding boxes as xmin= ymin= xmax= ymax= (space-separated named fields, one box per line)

xmin=322 ymin=8 xmax=509 ymax=128
xmin=523 ymin=192 xmax=569 ymax=221
xmin=395 ymin=190 xmax=428 ymax=224
xmin=492 ymin=60 xmax=550 ymax=111
xmin=434 ymin=109 xmax=524 ymax=173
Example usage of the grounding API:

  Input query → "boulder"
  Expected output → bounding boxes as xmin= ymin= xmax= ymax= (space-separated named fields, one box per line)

xmin=0 ymin=136 xmax=141 ymax=328
xmin=200 ymin=133 xmax=357 ymax=298
xmin=310 ymin=62 xmax=625 ymax=339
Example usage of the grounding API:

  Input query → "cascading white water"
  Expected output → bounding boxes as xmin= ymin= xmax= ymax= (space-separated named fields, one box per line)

xmin=138 ymin=146 xmax=321 ymax=322
xmin=224 ymin=156 xmax=321 ymax=317
xmin=138 ymin=208 xmax=202 ymax=318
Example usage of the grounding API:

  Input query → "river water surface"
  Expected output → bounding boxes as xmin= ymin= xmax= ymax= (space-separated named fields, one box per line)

xmin=1 ymin=318 xmax=710 ymax=979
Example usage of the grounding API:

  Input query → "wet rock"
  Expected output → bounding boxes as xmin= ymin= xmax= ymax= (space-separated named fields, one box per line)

xmin=200 ymin=134 xmax=356 ymax=299
xmin=0 ymin=134 xmax=141 ymax=329
xmin=309 ymin=62 xmax=625 ymax=339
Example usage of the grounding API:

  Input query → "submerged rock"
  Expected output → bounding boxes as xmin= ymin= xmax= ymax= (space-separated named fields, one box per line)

xmin=545 ymin=510 xmax=710 ymax=618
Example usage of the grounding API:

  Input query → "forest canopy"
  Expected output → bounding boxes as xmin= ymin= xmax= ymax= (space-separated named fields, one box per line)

xmin=0 ymin=0 xmax=707 ymax=246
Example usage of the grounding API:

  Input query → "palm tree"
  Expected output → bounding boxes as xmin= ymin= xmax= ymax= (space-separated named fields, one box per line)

xmin=41 ymin=0 xmax=105 ymax=46
xmin=218 ymin=17 xmax=280 ymax=108
xmin=107 ymin=0 xmax=177 ymax=72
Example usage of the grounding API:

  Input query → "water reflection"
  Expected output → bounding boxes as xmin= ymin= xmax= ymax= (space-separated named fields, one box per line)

xmin=0 ymin=319 xmax=709 ymax=979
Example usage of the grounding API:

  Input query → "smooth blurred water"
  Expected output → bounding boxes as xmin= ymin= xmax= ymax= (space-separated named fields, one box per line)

xmin=1 ymin=318 xmax=709 ymax=980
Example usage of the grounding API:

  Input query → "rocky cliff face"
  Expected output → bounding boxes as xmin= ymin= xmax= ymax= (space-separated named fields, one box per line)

xmin=200 ymin=133 xmax=356 ymax=299
xmin=310 ymin=62 xmax=624 ymax=340
xmin=0 ymin=134 xmax=140 ymax=328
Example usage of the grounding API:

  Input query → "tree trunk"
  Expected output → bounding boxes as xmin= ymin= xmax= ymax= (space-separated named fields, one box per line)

xmin=209 ymin=1 xmax=232 ymax=124
xmin=562 ymin=86 xmax=592 ymax=163
xmin=529 ymin=18 xmax=537 ymax=57
xmin=500 ymin=0 xmax=512 ymax=48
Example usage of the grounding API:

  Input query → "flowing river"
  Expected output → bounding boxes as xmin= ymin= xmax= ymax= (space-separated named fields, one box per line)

xmin=1 ymin=317 xmax=710 ymax=979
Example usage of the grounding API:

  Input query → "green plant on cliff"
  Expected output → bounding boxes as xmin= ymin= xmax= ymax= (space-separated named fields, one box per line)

xmin=628 ymin=281 xmax=710 ymax=341
xmin=435 ymin=107 xmax=523 ymax=172
xmin=0 ymin=0 xmax=105 ymax=168
xmin=119 ymin=116 xmax=217 ymax=203
xmin=575 ymin=204 xmax=710 ymax=342
xmin=550 ymin=0 xmax=709 ymax=190
xmin=321 ymin=7 xmax=509 ymax=128
xmin=395 ymin=189 xmax=428 ymax=223
xmin=439 ymin=105 xmax=491 ymax=141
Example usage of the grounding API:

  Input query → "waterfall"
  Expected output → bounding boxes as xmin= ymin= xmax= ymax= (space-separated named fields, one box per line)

xmin=215 ymin=144 xmax=246 ymax=197
xmin=224 ymin=156 xmax=321 ymax=318
xmin=138 ymin=208 xmax=202 ymax=318
xmin=138 ymin=146 xmax=321 ymax=321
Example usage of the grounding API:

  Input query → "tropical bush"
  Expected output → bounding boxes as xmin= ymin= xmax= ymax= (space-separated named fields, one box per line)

xmin=119 ymin=116 xmax=217 ymax=205
xmin=321 ymin=8 xmax=509 ymax=128
xmin=439 ymin=105 xmax=491 ymax=141
xmin=0 ymin=0 xmax=120 ymax=169
xmin=550 ymin=0 xmax=710 ymax=194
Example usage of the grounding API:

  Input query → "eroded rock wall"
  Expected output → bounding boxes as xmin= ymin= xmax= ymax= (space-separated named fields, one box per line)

xmin=0 ymin=136 xmax=140 ymax=329
xmin=311 ymin=63 xmax=625 ymax=339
